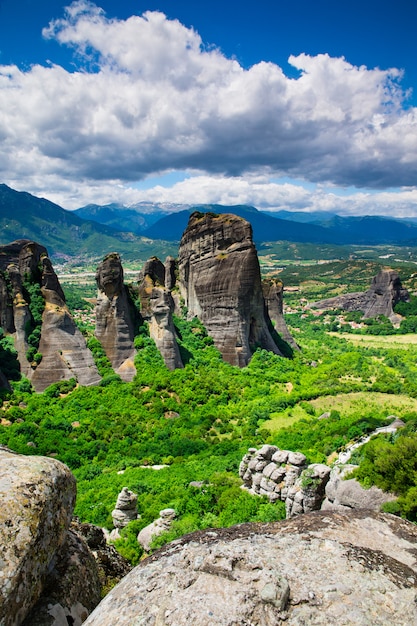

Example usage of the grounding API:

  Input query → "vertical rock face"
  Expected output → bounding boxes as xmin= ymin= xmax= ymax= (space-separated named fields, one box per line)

xmin=95 ymin=253 xmax=138 ymax=382
xmin=311 ymin=269 xmax=410 ymax=323
xmin=138 ymin=259 xmax=183 ymax=370
xmin=178 ymin=212 xmax=282 ymax=366
xmin=262 ymin=279 xmax=299 ymax=351
xmin=0 ymin=240 xmax=101 ymax=391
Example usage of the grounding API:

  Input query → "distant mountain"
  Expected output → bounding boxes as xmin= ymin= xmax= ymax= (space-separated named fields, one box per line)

xmin=74 ymin=203 xmax=169 ymax=234
xmin=143 ymin=205 xmax=336 ymax=244
xmin=143 ymin=204 xmax=417 ymax=246
xmin=266 ymin=209 xmax=338 ymax=224
xmin=0 ymin=184 xmax=176 ymax=261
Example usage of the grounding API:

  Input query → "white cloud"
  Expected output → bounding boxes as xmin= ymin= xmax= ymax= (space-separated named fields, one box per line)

xmin=0 ymin=1 xmax=416 ymax=214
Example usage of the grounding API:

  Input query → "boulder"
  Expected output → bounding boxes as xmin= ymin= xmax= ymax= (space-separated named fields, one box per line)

xmin=21 ymin=530 xmax=101 ymax=626
xmin=71 ymin=520 xmax=132 ymax=596
xmin=83 ymin=510 xmax=417 ymax=626
xmin=111 ymin=487 xmax=139 ymax=529
xmin=0 ymin=447 xmax=76 ymax=626
xmin=178 ymin=212 xmax=283 ymax=366
xmin=322 ymin=464 xmax=396 ymax=512
xmin=286 ymin=464 xmax=331 ymax=518
xmin=137 ymin=508 xmax=176 ymax=552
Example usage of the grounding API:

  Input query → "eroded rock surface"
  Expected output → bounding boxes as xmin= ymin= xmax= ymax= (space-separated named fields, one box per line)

xmin=137 ymin=508 xmax=176 ymax=552
xmin=95 ymin=253 xmax=138 ymax=381
xmin=0 ymin=239 xmax=101 ymax=391
xmin=84 ymin=510 xmax=417 ymax=626
xmin=262 ymin=278 xmax=299 ymax=350
xmin=239 ymin=445 xmax=331 ymax=516
xmin=311 ymin=269 xmax=410 ymax=323
xmin=111 ymin=487 xmax=139 ymax=530
xmin=138 ymin=259 xmax=183 ymax=370
xmin=0 ymin=447 xmax=76 ymax=626
xmin=178 ymin=212 xmax=282 ymax=366
xmin=322 ymin=464 xmax=396 ymax=512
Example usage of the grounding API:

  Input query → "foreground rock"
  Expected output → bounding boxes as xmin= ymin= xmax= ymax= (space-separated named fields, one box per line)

xmin=311 ymin=268 xmax=409 ymax=324
xmin=95 ymin=253 xmax=139 ymax=381
xmin=84 ymin=510 xmax=417 ymax=626
xmin=178 ymin=212 xmax=283 ymax=366
xmin=0 ymin=447 xmax=104 ymax=626
xmin=0 ymin=239 xmax=101 ymax=391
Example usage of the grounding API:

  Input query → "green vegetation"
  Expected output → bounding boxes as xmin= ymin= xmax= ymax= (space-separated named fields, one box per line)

xmin=2 ymin=249 xmax=417 ymax=564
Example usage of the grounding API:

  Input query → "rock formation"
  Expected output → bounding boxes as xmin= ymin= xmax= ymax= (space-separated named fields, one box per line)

xmin=311 ymin=269 xmax=410 ymax=323
xmin=109 ymin=487 xmax=139 ymax=540
xmin=70 ymin=520 xmax=132 ymax=597
xmin=178 ymin=212 xmax=283 ymax=366
xmin=322 ymin=464 xmax=396 ymax=512
xmin=262 ymin=278 xmax=299 ymax=350
xmin=0 ymin=446 xmax=101 ymax=626
xmin=95 ymin=253 xmax=139 ymax=381
xmin=137 ymin=508 xmax=176 ymax=552
xmin=138 ymin=258 xmax=183 ymax=370
xmin=239 ymin=445 xmax=331 ymax=516
xmin=84 ymin=510 xmax=417 ymax=626
xmin=0 ymin=239 xmax=101 ymax=391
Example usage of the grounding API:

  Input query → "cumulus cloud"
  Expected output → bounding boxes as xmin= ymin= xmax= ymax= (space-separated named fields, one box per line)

xmin=0 ymin=1 xmax=416 ymax=211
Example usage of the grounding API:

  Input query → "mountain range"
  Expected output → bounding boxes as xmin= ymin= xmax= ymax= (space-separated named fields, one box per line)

xmin=2 ymin=183 xmax=417 ymax=260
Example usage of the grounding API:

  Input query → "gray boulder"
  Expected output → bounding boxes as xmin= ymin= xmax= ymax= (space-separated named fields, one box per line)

xmin=137 ymin=508 xmax=176 ymax=552
xmin=322 ymin=464 xmax=396 ymax=511
xmin=84 ymin=510 xmax=417 ymax=626
xmin=0 ymin=447 xmax=75 ymax=625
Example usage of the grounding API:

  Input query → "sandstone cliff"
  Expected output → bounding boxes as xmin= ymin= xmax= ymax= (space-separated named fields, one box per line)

xmin=311 ymin=269 xmax=409 ymax=323
xmin=138 ymin=257 xmax=183 ymax=370
xmin=84 ymin=509 xmax=417 ymax=626
xmin=178 ymin=212 xmax=283 ymax=366
xmin=0 ymin=240 xmax=101 ymax=391
xmin=95 ymin=253 xmax=139 ymax=382
xmin=262 ymin=278 xmax=299 ymax=350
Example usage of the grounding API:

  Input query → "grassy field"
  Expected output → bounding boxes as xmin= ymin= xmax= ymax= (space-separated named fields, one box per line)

xmin=309 ymin=391 xmax=417 ymax=416
xmin=262 ymin=391 xmax=417 ymax=435
xmin=330 ymin=333 xmax=417 ymax=349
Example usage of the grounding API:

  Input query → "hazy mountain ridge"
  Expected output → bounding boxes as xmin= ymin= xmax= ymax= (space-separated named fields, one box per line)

xmin=2 ymin=184 xmax=417 ymax=257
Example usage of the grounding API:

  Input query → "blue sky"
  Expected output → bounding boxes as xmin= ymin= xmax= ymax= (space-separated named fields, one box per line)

xmin=0 ymin=0 xmax=416 ymax=216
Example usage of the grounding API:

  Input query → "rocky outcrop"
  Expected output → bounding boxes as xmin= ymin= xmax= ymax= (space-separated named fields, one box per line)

xmin=322 ymin=464 xmax=396 ymax=512
xmin=311 ymin=269 xmax=410 ymax=323
xmin=262 ymin=278 xmax=299 ymax=350
xmin=71 ymin=520 xmax=132 ymax=596
xmin=110 ymin=487 xmax=139 ymax=538
xmin=178 ymin=212 xmax=282 ymax=366
xmin=285 ymin=463 xmax=331 ymax=518
xmin=137 ymin=508 xmax=176 ymax=552
xmin=239 ymin=445 xmax=331 ymax=516
xmin=21 ymin=529 xmax=101 ymax=626
xmin=95 ymin=253 xmax=138 ymax=381
xmin=84 ymin=510 xmax=417 ymax=626
xmin=0 ymin=446 xmax=101 ymax=626
xmin=0 ymin=240 xmax=101 ymax=392
xmin=138 ymin=258 xmax=183 ymax=370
